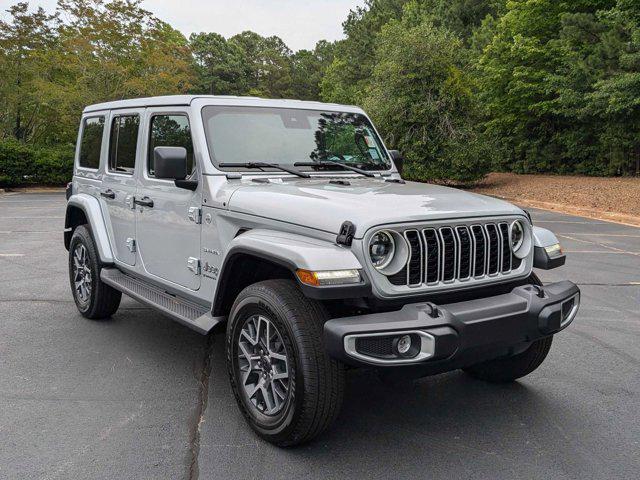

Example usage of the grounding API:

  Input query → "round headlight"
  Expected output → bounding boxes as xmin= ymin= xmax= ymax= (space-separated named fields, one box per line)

xmin=511 ymin=220 xmax=525 ymax=252
xmin=509 ymin=219 xmax=532 ymax=259
xmin=369 ymin=231 xmax=395 ymax=270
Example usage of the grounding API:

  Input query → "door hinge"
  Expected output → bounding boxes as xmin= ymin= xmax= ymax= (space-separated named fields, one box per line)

xmin=188 ymin=207 xmax=202 ymax=224
xmin=125 ymin=237 xmax=136 ymax=253
xmin=187 ymin=257 xmax=201 ymax=275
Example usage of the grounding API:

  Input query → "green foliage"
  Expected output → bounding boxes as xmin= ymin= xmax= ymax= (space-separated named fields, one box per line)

xmin=478 ymin=0 xmax=640 ymax=175
xmin=0 ymin=140 xmax=74 ymax=187
xmin=365 ymin=19 xmax=492 ymax=182
xmin=1 ymin=0 xmax=639 ymax=185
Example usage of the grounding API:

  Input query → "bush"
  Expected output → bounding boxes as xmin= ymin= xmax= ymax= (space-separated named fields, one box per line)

xmin=0 ymin=140 xmax=74 ymax=188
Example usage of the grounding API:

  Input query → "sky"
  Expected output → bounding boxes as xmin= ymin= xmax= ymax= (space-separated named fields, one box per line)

xmin=0 ymin=0 xmax=366 ymax=51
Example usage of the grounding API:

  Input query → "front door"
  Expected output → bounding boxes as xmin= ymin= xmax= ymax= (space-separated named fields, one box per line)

xmin=100 ymin=109 xmax=143 ymax=266
xmin=135 ymin=108 xmax=202 ymax=290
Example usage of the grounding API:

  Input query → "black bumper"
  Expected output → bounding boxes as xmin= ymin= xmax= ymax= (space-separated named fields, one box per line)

xmin=323 ymin=281 xmax=580 ymax=370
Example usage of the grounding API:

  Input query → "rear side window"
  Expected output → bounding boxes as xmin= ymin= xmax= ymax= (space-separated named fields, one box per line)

xmin=148 ymin=115 xmax=194 ymax=176
xmin=78 ymin=117 xmax=105 ymax=169
xmin=109 ymin=115 xmax=140 ymax=174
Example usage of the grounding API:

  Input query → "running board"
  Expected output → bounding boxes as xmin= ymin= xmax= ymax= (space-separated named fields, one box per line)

xmin=100 ymin=268 xmax=223 ymax=334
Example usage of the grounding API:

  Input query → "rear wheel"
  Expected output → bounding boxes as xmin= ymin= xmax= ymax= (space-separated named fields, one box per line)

xmin=463 ymin=336 xmax=553 ymax=383
xmin=226 ymin=279 xmax=344 ymax=446
xmin=68 ymin=225 xmax=121 ymax=319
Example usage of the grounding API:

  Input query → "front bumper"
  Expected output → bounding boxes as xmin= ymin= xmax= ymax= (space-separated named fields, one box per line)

xmin=324 ymin=281 xmax=580 ymax=369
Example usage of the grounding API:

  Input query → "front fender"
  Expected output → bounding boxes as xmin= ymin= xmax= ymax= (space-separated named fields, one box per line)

xmin=212 ymin=229 xmax=368 ymax=310
xmin=65 ymin=194 xmax=114 ymax=264
xmin=532 ymin=226 xmax=565 ymax=269
xmin=225 ymin=229 xmax=363 ymax=272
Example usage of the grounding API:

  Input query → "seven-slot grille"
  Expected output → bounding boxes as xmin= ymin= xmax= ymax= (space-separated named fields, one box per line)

xmin=387 ymin=221 xmax=524 ymax=288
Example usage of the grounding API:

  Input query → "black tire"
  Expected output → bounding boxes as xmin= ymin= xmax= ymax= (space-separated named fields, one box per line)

xmin=463 ymin=336 xmax=553 ymax=383
xmin=226 ymin=279 xmax=345 ymax=447
xmin=68 ymin=225 xmax=121 ymax=319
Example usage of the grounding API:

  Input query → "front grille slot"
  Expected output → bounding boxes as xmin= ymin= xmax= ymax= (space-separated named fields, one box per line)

xmin=423 ymin=229 xmax=440 ymax=284
xmin=439 ymin=227 xmax=457 ymax=282
xmin=456 ymin=226 xmax=472 ymax=280
xmin=485 ymin=224 xmax=500 ymax=275
xmin=384 ymin=219 xmax=527 ymax=289
xmin=499 ymin=222 xmax=511 ymax=272
xmin=404 ymin=230 xmax=423 ymax=286
xmin=471 ymin=225 xmax=486 ymax=277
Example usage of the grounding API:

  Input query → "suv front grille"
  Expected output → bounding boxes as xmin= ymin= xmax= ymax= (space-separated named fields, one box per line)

xmin=388 ymin=221 xmax=524 ymax=288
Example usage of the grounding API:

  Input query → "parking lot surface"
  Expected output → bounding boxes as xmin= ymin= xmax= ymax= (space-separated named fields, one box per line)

xmin=1 ymin=191 xmax=638 ymax=480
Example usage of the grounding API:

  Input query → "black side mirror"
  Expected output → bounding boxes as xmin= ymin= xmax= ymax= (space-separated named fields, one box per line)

xmin=154 ymin=147 xmax=187 ymax=179
xmin=154 ymin=147 xmax=197 ymax=191
xmin=389 ymin=150 xmax=404 ymax=176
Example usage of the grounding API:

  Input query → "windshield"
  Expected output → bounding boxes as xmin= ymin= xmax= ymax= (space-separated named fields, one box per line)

xmin=201 ymin=106 xmax=391 ymax=171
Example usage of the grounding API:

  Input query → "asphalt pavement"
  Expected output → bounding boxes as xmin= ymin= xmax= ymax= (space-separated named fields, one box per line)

xmin=1 ymin=191 xmax=638 ymax=480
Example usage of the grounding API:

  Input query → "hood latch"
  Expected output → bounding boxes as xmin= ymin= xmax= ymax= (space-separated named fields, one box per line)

xmin=336 ymin=221 xmax=356 ymax=247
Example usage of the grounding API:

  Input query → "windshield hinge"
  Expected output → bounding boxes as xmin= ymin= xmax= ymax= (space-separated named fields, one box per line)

xmin=188 ymin=207 xmax=202 ymax=224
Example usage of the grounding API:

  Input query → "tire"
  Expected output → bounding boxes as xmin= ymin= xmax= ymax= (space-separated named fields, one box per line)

xmin=68 ymin=225 xmax=121 ymax=319
xmin=463 ymin=336 xmax=553 ymax=383
xmin=226 ymin=279 xmax=345 ymax=447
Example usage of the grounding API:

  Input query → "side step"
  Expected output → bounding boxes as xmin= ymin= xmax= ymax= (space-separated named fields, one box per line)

xmin=100 ymin=268 xmax=224 ymax=334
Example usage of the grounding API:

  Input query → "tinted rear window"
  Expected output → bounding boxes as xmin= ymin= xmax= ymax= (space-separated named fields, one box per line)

xmin=109 ymin=115 xmax=140 ymax=174
xmin=78 ymin=117 xmax=105 ymax=169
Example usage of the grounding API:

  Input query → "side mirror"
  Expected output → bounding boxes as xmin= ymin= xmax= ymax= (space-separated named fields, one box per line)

xmin=389 ymin=150 xmax=404 ymax=176
xmin=154 ymin=147 xmax=197 ymax=191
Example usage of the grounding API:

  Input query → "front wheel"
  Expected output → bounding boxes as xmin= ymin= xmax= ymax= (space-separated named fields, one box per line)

xmin=226 ymin=279 xmax=344 ymax=446
xmin=463 ymin=336 xmax=553 ymax=383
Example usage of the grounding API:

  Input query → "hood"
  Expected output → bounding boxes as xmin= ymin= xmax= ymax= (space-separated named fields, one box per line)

xmin=227 ymin=177 xmax=523 ymax=237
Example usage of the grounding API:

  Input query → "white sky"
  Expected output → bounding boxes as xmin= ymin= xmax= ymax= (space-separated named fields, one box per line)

xmin=0 ymin=0 xmax=366 ymax=51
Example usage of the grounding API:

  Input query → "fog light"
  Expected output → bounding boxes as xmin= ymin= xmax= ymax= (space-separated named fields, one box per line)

xmin=396 ymin=335 xmax=412 ymax=355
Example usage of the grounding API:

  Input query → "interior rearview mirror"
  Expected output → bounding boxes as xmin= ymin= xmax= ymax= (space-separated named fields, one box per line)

xmin=389 ymin=150 xmax=404 ymax=176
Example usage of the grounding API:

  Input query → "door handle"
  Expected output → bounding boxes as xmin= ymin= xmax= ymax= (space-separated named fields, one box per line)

xmin=100 ymin=189 xmax=115 ymax=199
xmin=134 ymin=196 xmax=154 ymax=208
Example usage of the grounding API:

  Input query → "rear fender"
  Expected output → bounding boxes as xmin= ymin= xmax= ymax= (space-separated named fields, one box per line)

xmin=65 ymin=194 xmax=114 ymax=264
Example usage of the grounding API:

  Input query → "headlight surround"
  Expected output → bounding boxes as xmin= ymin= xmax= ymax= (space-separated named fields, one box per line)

xmin=509 ymin=219 xmax=532 ymax=259
xmin=368 ymin=230 xmax=409 ymax=275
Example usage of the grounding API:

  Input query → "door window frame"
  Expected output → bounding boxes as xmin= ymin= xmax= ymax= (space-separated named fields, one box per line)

xmin=142 ymin=107 xmax=200 ymax=185
xmin=75 ymin=114 xmax=108 ymax=172
xmin=106 ymin=112 xmax=142 ymax=177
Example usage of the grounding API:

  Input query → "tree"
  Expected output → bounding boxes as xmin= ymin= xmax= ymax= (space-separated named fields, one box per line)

xmin=190 ymin=32 xmax=250 ymax=95
xmin=365 ymin=19 xmax=492 ymax=182
xmin=0 ymin=2 xmax=59 ymax=142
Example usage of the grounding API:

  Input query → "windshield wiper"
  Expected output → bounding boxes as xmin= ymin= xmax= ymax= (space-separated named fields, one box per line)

xmin=294 ymin=160 xmax=377 ymax=178
xmin=218 ymin=162 xmax=310 ymax=178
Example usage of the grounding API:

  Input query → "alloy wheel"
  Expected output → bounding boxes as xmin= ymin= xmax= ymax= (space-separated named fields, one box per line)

xmin=72 ymin=244 xmax=92 ymax=304
xmin=237 ymin=314 xmax=290 ymax=416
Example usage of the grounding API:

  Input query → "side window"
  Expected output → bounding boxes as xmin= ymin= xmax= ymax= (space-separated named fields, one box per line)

xmin=109 ymin=115 xmax=140 ymax=174
xmin=148 ymin=115 xmax=194 ymax=177
xmin=78 ymin=116 xmax=105 ymax=169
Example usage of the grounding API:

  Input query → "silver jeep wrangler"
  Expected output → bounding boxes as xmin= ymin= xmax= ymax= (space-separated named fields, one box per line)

xmin=64 ymin=95 xmax=579 ymax=446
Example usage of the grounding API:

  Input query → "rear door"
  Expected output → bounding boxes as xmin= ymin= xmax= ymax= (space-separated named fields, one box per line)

xmin=135 ymin=107 xmax=202 ymax=290
xmin=99 ymin=109 xmax=143 ymax=266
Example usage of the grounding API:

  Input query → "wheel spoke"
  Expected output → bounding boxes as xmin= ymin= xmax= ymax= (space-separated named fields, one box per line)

xmin=260 ymin=385 xmax=275 ymax=413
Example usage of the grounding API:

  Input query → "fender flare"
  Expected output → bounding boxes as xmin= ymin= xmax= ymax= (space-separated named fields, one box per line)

xmin=532 ymin=226 xmax=565 ymax=269
xmin=65 ymin=193 xmax=114 ymax=264
xmin=532 ymin=226 xmax=560 ymax=248
xmin=212 ymin=229 xmax=367 ymax=314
